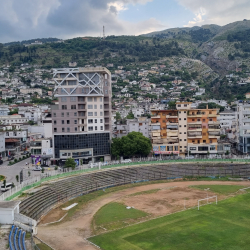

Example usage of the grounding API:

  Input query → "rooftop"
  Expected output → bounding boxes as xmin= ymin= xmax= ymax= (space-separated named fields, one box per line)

xmin=0 ymin=201 xmax=21 ymax=209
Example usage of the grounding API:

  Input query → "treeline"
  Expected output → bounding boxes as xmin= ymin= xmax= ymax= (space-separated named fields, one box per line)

xmin=4 ymin=38 xmax=60 ymax=46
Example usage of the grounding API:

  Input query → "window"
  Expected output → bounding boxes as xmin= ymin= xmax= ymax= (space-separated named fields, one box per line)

xmin=88 ymin=97 xmax=92 ymax=101
xmin=88 ymin=105 xmax=93 ymax=109
xmin=62 ymin=105 xmax=67 ymax=110
xmin=184 ymin=132 xmax=186 ymax=134
xmin=88 ymin=119 xmax=93 ymax=124
xmin=184 ymin=118 xmax=186 ymax=120
xmin=67 ymin=120 xmax=70 ymax=124
xmin=67 ymin=112 xmax=69 ymax=117
xmin=192 ymin=119 xmax=195 ymax=121
xmin=88 ymin=126 xmax=93 ymax=131
xmin=54 ymin=128 xmax=57 ymax=132
xmin=88 ymin=112 xmax=93 ymax=116
xmin=190 ymin=147 xmax=196 ymax=151
xmin=179 ymin=125 xmax=182 ymax=127
xmin=184 ymin=139 xmax=187 ymax=141
xmin=192 ymin=140 xmax=195 ymax=143
xmin=74 ymin=112 xmax=77 ymax=116
xmin=184 ymin=111 xmax=186 ymax=113
xmin=70 ymin=97 xmax=76 ymax=102
xmin=180 ymin=146 xmax=182 ymax=148
xmin=94 ymin=97 xmax=97 ymax=102
xmin=71 ymin=105 xmax=76 ymax=109
xmin=54 ymin=121 xmax=57 ymax=124
xmin=178 ymin=104 xmax=181 ymax=107
xmin=209 ymin=119 xmax=212 ymax=121
xmin=198 ymin=119 xmax=200 ymax=121
xmin=68 ymin=80 xmax=77 ymax=85
xmin=95 ymin=126 xmax=97 ymax=130
xmin=210 ymin=140 xmax=212 ymax=143
xmin=94 ymin=112 xmax=97 ymax=116
xmin=61 ymin=112 xmax=64 ymax=117
xmin=180 ymin=139 xmax=182 ymax=141
xmin=105 ymin=81 xmax=108 ymax=86
xmin=184 ymin=104 xmax=187 ymax=107
xmin=184 ymin=125 xmax=186 ymax=127
xmin=100 ymin=126 xmax=103 ymax=130
xmin=74 ymin=120 xmax=77 ymax=124
xmin=179 ymin=111 xmax=181 ymax=114
xmin=100 ymin=112 xmax=103 ymax=116
xmin=105 ymin=90 xmax=108 ymax=94
xmin=62 ymin=120 xmax=64 ymax=124
xmin=203 ymin=140 xmax=206 ymax=143
xmin=94 ymin=105 xmax=97 ymax=109
xmin=67 ymin=128 xmax=70 ymax=132
xmin=75 ymin=127 xmax=77 ymax=132
xmin=198 ymin=140 xmax=200 ymax=143
xmin=179 ymin=118 xmax=181 ymax=120
xmin=61 ymin=97 xmax=67 ymax=102
xmin=53 ymin=113 xmax=56 ymax=117
xmin=100 ymin=105 xmax=103 ymax=109
xmin=62 ymin=128 xmax=65 ymax=132
xmin=203 ymin=119 xmax=205 ymax=122
xmin=100 ymin=119 xmax=103 ymax=123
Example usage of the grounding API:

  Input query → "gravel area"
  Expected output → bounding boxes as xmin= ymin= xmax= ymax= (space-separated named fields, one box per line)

xmin=0 ymin=228 xmax=9 ymax=250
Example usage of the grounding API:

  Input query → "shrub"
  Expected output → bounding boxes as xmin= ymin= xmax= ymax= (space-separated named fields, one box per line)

xmin=54 ymin=166 xmax=58 ymax=170
xmin=19 ymin=157 xmax=21 ymax=161
xmin=14 ymin=159 xmax=17 ymax=163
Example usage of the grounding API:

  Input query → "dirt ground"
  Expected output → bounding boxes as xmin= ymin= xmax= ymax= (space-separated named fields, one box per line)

xmin=37 ymin=181 xmax=250 ymax=250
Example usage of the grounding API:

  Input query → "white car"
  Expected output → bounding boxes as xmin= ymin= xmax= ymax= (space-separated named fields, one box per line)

xmin=121 ymin=159 xmax=132 ymax=163
xmin=185 ymin=156 xmax=195 ymax=159
xmin=32 ymin=166 xmax=42 ymax=171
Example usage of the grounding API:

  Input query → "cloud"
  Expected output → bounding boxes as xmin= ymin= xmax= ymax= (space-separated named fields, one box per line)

xmin=177 ymin=0 xmax=250 ymax=27
xmin=0 ymin=0 xmax=159 ymax=43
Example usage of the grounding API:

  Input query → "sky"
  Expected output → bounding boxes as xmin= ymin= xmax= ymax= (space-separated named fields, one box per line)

xmin=0 ymin=0 xmax=250 ymax=43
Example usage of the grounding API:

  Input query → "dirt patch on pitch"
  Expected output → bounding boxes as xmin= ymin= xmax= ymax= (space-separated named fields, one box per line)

xmin=118 ymin=186 xmax=222 ymax=216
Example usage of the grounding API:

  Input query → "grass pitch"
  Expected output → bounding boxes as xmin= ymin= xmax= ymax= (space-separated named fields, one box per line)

xmin=89 ymin=192 xmax=250 ymax=250
xmin=190 ymin=185 xmax=246 ymax=195
xmin=93 ymin=202 xmax=148 ymax=231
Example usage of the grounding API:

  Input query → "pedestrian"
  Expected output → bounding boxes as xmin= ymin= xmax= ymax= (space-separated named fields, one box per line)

xmin=26 ymin=162 xmax=28 ymax=166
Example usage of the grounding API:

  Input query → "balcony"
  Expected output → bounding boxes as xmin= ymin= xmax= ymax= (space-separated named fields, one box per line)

xmin=166 ymin=115 xmax=178 ymax=118
xmin=167 ymin=125 xmax=178 ymax=130
xmin=208 ymin=121 xmax=220 ymax=125
xmin=208 ymin=125 xmax=220 ymax=130
xmin=208 ymin=114 xmax=218 ymax=117
xmin=208 ymin=131 xmax=220 ymax=139
xmin=188 ymin=132 xmax=202 ymax=139
xmin=188 ymin=125 xmax=202 ymax=131
xmin=151 ymin=115 xmax=160 ymax=119
xmin=188 ymin=112 xmax=202 ymax=118
xmin=167 ymin=131 xmax=178 ymax=137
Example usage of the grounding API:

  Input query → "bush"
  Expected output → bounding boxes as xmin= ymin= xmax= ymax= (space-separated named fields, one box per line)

xmin=19 ymin=157 xmax=21 ymax=161
xmin=54 ymin=166 xmax=58 ymax=170
xmin=22 ymin=156 xmax=25 ymax=159
xmin=14 ymin=159 xmax=17 ymax=163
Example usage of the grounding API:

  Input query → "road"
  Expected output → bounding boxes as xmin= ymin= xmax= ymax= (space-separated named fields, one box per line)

xmin=0 ymin=158 xmax=44 ymax=185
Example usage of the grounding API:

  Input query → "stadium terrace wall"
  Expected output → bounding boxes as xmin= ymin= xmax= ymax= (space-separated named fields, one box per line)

xmin=20 ymin=163 xmax=250 ymax=221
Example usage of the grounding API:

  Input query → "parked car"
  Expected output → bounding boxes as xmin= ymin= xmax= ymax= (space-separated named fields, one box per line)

xmin=185 ymin=156 xmax=195 ymax=159
xmin=7 ymin=156 xmax=14 ymax=161
xmin=121 ymin=159 xmax=132 ymax=163
xmin=21 ymin=151 xmax=29 ymax=155
xmin=32 ymin=166 xmax=42 ymax=171
xmin=0 ymin=160 xmax=3 ymax=165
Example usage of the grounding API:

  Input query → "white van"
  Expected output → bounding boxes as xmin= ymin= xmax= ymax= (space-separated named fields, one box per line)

xmin=1 ymin=183 xmax=13 ymax=192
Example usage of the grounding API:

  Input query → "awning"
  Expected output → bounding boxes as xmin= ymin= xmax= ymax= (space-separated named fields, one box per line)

xmin=5 ymin=139 xmax=19 ymax=143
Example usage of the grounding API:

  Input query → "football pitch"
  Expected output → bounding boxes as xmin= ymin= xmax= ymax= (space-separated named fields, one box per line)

xmin=89 ymin=192 xmax=250 ymax=250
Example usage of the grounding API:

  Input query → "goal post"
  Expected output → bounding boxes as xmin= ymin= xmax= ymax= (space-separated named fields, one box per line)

xmin=198 ymin=196 xmax=217 ymax=210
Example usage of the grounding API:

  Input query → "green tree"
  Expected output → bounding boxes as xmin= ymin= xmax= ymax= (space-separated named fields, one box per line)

xmin=64 ymin=158 xmax=76 ymax=170
xmin=111 ymin=132 xmax=152 ymax=158
xmin=126 ymin=111 xmax=134 ymax=119
xmin=9 ymin=108 xmax=18 ymax=115
xmin=115 ymin=112 xmax=121 ymax=122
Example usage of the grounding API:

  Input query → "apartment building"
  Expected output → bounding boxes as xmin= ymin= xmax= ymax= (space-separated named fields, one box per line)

xmin=114 ymin=117 xmax=150 ymax=138
xmin=30 ymin=138 xmax=53 ymax=166
xmin=150 ymin=102 xmax=220 ymax=157
xmin=236 ymin=102 xmax=250 ymax=154
xmin=20 ymin=88 xmax=42 ymax=95
xmin=52 ymin=67 xmax=112 ymax=165
xmin=0 ymin=114 xmax=29 ymax=125
xmin=151 ymin=110 xmax=179 ymax=155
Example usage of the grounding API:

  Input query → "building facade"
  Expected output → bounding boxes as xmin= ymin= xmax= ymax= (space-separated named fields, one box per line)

xmin=151 ymin=102 xmax=220 ymax=157
xmin=237 ymin=102 xmax=250 ymax=154
xmin=52 ymin=67 xmax=112 ymax=165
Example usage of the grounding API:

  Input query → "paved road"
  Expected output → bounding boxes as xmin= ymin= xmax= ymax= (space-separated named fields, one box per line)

xmin=0 ymin=158 xmax=44 ymax=185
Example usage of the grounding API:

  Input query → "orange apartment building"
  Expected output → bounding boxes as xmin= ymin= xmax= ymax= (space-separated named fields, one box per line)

xmin=151 ymin=102 xmax=220 ymax=157
xmin=151 ymin=110 xmax=179 ymax=155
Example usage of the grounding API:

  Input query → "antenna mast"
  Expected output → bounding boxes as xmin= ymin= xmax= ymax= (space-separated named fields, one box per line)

xmin=103 ymin=26 xmax=105 ymax=40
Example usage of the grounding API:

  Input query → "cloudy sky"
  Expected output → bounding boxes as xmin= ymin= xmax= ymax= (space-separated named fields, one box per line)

xmin=0 ymin=0 xmax=250 ymax=43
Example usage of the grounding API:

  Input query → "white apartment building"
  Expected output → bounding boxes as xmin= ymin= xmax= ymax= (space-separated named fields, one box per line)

xmin=0 ymin=115 xmax=29 ymax=125
xmin=236 ymin=102 xmax=250 ymax=154
xmin=20 ymin=88 xmax=42 ymax=95
xmin=115 ymin=117 xmax=150 ymax=138
xmin=218 ymin=110 xmax=236 ymax=136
